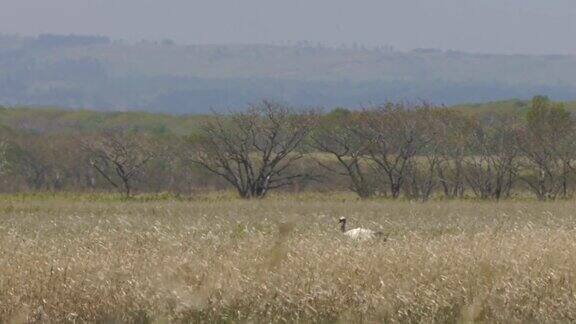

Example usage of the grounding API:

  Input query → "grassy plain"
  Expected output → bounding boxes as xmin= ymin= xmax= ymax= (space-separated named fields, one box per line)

xmin=2 ymin=193 xmax=576 ymax=323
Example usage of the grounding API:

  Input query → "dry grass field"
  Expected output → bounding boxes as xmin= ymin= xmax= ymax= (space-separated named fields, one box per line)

xmin=2 ymin=194 xmax=576 ymax=323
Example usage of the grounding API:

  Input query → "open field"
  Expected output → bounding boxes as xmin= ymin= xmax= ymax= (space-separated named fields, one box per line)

xmin=3 ymin=195 xmax=576 ymax=322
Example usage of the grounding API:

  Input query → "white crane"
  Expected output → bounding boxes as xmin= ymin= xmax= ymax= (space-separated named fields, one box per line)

xmin=339 ymin=217 xmax=386 ymax=241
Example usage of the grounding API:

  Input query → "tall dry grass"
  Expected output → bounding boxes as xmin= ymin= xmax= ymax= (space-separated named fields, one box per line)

xmin=2 ymin=196 xmax=576 ymax=322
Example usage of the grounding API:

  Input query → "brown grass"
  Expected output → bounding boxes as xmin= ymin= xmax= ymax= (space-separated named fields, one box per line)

xmin=2 ymin=196 xmax=576 ymax=323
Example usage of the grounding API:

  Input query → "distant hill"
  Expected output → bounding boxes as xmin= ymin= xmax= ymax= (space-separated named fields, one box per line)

xmin=1 ymin=34 xmax=576 ymax=113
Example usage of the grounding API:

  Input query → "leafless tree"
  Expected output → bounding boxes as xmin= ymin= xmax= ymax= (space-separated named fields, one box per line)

xmin=463 ymin=113 xmax=519 ymax=199
xmin=189 ymin=101 xmax=318 ymax=199
xmin=516 ymin=97 xmax=574 ymax=200
xmin=403 ymin=109 xmax=446 ymax=200
xmin=0 ymin=141 xmax=8 ymax=177
xmin=360 ymin=104 xmax=427 ymax=199
xmin=5 ymin=134 xmax=52 ymax=191
xmin=435 ymin=110 xmax=472 ymax=198
xmin=311 ymin=110 xmax=376 ymax=198
xmin=83 ymin=131 xmax=155 ymax=198
xmin=0 ymin=137 xmax=14 ymax=191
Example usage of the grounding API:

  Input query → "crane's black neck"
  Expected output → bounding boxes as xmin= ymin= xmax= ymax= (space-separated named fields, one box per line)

xmin=340 ymin=220 xmax=346 ymax=232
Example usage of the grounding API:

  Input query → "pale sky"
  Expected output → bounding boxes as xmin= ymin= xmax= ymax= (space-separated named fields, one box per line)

xmin=1 ymin=0 xmax=575 ymax=54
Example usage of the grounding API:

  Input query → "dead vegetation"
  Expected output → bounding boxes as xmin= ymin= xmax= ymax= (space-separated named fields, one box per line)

xmin=2 ymin=196 xmax=576 ymax=323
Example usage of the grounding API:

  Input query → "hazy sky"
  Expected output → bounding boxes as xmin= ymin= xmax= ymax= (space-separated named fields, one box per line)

xmin=1 ymin=0 xmax=575 ymax=54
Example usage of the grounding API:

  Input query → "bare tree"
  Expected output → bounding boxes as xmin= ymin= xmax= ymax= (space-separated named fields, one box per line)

xmin=189 ymin=101 xmax=318 ymax=199
xmin=83 ymin=131 xmax=155 ymax=198
xmin=0 ymin=139 xmax=10 ymax=180
xmin=403 ymin=109 xmax=446 ymax=201
xmin=516 ymin=96 xmax=574 ymax=200
xmin=463 ymin=113 xmax=519 ymax=199
xmin=6 ymin=134 xmax=52 ymax=191
xmin=435 ymin=110 xmax=472 ymax=198
xmin=360 ymin=104 xmax=427 ymax=199
xmin=311 ymin=110 xmax=376 ymax=198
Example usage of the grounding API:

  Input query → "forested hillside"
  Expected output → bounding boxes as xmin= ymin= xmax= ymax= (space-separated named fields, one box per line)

xmin=1 ymin=99 xmax=575 ymax=135
xmin=1 ymin=34 xmax=576 ymax=112
xmin=2 ymin=99 xmax=575 ymax=135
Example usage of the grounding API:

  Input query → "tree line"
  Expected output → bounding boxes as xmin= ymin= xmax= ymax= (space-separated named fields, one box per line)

xmin=0 ymin=97 xmax=574 ymax=200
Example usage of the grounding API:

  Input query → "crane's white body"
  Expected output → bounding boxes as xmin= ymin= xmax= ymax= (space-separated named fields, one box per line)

xmin=343 ymin=227 xmax=379 ymax=240
xmin=339 ymin=217 xmax=384 ymax=241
